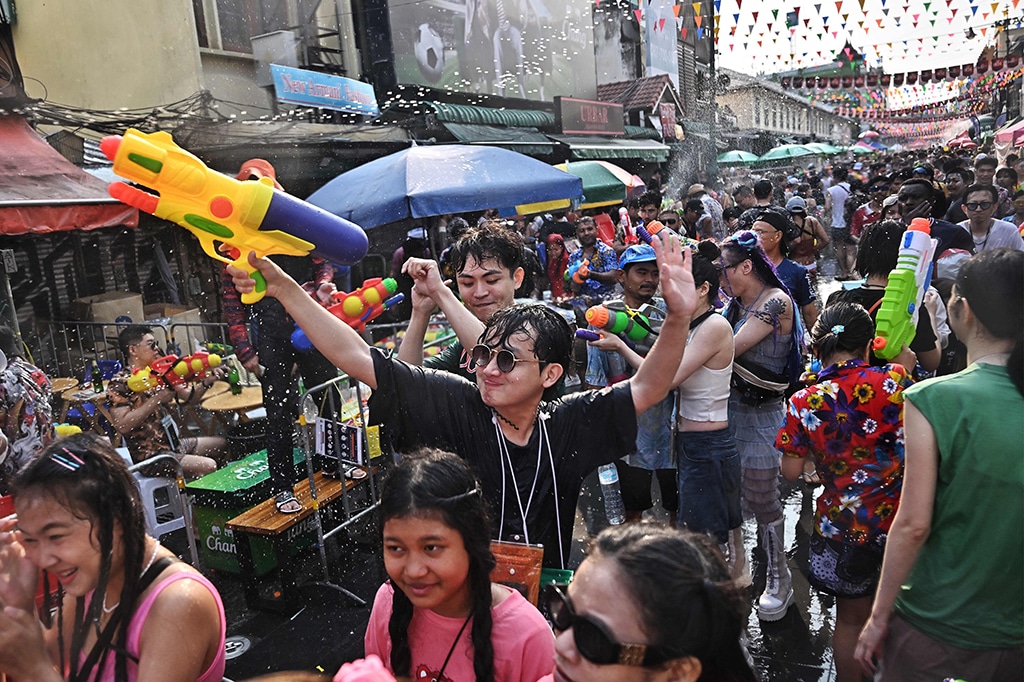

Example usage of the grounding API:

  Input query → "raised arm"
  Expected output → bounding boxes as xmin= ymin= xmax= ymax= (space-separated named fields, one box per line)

xmin=854 ymin=399 xmax=937 ymax=675
xmin=227 ymin=252 xmax=377 ymax=389
xmin=402 ymin=258 xmax=485 ymax=353
xmin=628 ymin=237 xmax=696 ymax=414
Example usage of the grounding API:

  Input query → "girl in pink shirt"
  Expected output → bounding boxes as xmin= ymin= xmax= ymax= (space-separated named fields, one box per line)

xmin=365 ymin=449 xmax=554 ymax=682
xmin=0 ymin=433 xmax=225 ymax=682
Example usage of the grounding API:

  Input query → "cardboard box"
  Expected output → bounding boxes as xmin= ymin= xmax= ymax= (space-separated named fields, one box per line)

xmin=144 ymin=304 xmax=204 ymax=352
xmin=71 ymin=291 xmax=145 ymax=343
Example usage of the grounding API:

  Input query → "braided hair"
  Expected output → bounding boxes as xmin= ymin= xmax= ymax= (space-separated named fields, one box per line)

xmin=13 ymin=433 xmax=147 ymax=682
xmin=381 ymin=449 xmax=497 ymax=682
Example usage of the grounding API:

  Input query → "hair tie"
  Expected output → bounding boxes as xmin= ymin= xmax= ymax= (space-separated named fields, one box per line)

xmin=734 ymin=231 xmax=759 ymax=251
xmin=831 ymin=324 xmax=845 ymax=335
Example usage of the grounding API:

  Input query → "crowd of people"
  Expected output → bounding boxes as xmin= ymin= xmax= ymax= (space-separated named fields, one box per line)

xmin=0 ymin=146 xmax=1021 ymax=682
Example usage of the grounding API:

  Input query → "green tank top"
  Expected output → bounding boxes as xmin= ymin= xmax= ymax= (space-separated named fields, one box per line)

xmin=895 ymin=363 xmax=1024 ymax=649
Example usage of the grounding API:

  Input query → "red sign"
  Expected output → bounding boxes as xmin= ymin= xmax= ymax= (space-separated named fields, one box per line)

xmin=556 ymin=97 xmax=625 ymax=136
xmin=659 ymin=103 xmax=676 ymax=140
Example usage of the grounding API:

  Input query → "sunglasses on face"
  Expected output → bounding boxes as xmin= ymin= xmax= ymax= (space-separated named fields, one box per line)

xmin=468 ymin=344 xmax=541 ymax=373
xmin=661 ymin=218 xmax=679 ymax=226
xmin=965 ymin=201 xmax=993 ymax=211
xmin=870 ymin=185 xmax=890 ymax=193
xmin=134 ymin=340 xmax=160 ymax=351
xmin=543 ymin=585 xmax=674 ymax=667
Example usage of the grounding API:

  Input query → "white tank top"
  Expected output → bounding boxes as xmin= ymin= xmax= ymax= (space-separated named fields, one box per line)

xmin=676 ymin=323 xmax=732 ymax=424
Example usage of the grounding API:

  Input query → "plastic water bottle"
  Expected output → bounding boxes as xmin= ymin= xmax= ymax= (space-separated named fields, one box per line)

xmin=597 ymin=464 xmax=626 ymax=525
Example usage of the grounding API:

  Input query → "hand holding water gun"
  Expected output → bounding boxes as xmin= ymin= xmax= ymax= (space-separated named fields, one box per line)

xmin=566 ymin=258 xmax=591 ymax=284
xmin=637 ymin=220 xmax=698 ymax=248
xmin=292 ymin=277 xmax=405 ymax=351
xmin=872 ymin=218 xmax=937 ymax=360
xmin=585 ymin=301 xmax=659 ymax=347
xmin=619 ymin=207 xmax=638 ymax=246
xmin=100 ymin=128 xmax=368 ymax=304
xmin=127 ymin=354 xmax=187 ymax=392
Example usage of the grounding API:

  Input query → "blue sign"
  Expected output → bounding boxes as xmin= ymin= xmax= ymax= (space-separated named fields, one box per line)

xmin=270 ymin=64 xmax=379 ymax=116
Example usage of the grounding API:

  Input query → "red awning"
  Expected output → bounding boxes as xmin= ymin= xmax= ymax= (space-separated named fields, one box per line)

xmin=0 ymin=116 xmax=138 ymax=235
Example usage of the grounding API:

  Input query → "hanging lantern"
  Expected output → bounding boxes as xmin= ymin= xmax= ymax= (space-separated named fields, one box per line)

xmin=992 ymin=57 xmax=1004 ymax=71
xmin=855 ymin=75 xmax=865 ymax=87
xmin=793 ymin=76 xmax=804 ymax=88
xmin=977 ymin=58 xmax=988 ymax=74
xmin=934 ymin=67 xmax=946 ymax=80
xmin=962 ymin=63 xmax=974 ymax=77
xmin=1007 ymin=54 xmax=1020 ymax=69
xmin=830 ymin=76 xmax=841 ymax=88
xmin=893 ymin=73 xmax=904 ymax=86
xmin=842 ymin=75 xmax=853 ymax=87
xmin=867 ymin=74 xmax=878 ymax=86
xmin=906 ymin=72 xmax=918 ymax=85
xmin=919 ymin=70 xmax=931 ymax=83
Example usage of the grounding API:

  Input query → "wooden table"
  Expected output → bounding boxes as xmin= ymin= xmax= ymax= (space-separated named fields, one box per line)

xmin=50 ymin=377 xmax=79 ymax=393
xmin=178 ymin=381 xmax=231 ymax=436
xmin=226 ymin=471 xmax=366 ymax=612
xmin=200 ymin=385 xmax=264 ymax=431
xmin=59 ymin=383 xmax=120 ymax=444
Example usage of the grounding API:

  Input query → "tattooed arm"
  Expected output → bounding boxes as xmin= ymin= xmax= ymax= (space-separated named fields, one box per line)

xmin=734 ymin=291 xmax=794 ymax=357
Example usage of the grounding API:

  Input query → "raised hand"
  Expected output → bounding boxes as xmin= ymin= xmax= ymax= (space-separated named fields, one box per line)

xmin=0 ymin=515 xmax=39 ymax=614
xmin=650 ymin=235 xmax=696 ymax=322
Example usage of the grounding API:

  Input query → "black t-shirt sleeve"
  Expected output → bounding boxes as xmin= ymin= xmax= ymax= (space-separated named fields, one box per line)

xmin=367 ymin=347 xmax=480 ymax=452
xmin=790 ymin=265 xmax=815 ymax=307
xmin=424 ymin=341 xmax=464 ymax=372
xmin=551 ymin=382 xmax=638 ymax=476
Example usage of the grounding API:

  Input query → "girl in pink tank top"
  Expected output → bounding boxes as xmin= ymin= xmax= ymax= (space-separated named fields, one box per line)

xmin=0 ymin=434 xmax=225 ymax=682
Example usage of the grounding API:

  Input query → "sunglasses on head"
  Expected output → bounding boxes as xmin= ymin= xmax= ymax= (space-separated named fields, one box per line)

xmin=468 ymin=344 xmax=541 ymax=373
xmin=543 ymin=584 xmax=674 ymax=667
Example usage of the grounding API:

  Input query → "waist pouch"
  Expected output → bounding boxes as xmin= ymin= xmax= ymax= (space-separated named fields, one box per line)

xmin=731 ymin=360 xmax=789 ymax=406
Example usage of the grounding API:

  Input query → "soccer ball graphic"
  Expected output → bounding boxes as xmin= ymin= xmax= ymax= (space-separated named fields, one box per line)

xmin=414 ymin=23 xmax=445 ymax=83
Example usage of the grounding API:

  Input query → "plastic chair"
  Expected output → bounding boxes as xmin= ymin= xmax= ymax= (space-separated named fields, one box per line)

xmin=114 ymin=448 xmax=199 ymax=565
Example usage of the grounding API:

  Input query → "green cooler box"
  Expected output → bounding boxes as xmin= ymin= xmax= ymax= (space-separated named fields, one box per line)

xmin=187 ymin=448 xmax=308 ymax=575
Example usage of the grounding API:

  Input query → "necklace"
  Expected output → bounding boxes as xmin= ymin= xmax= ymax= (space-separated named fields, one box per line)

xmin=972 ymin=351 xmax=1010 ymax=366
xmin=102 ymin=541 xmax=160 ymax=614
xmin=973 ymin=222 xmax=992 ymax=251
xmin=494 ymin=410 xmax=520 ymax=431
xmin=432 ymin=615 xmax=472 ymax=682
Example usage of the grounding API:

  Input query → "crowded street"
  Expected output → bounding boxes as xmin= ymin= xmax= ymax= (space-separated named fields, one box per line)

xmin=0 ymin=1 xmax=1022 ymax=681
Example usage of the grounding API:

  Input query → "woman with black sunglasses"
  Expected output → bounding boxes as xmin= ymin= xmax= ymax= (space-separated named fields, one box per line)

xmin=542 ymin=524 xmax=755 ymax=682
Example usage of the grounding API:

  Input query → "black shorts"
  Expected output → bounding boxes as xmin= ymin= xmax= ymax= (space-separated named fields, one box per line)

xmin=615 ymin=460 xmax=678 ymax=513
xmin=807 ymin=532 xmax=884 ymax=599
xmin=831 ymin=226 xmax=856 ymax=245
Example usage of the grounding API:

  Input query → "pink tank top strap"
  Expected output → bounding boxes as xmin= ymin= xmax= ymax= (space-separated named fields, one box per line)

xmin=126 ymin=570 xmax=227 ymax=682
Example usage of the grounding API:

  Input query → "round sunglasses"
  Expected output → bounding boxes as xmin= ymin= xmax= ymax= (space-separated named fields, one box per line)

xmin=542 ymin=584 xmax=674 ymax=667
xmin=468 ymin=344 xmax=541 ymax=373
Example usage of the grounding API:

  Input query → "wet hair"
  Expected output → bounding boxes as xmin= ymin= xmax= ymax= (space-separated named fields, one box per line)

xmin=380 ymin=449 xmax=497 ymax=682
xmin=480 ymin=303 xmax=572 ymax=377
xmin=811 ymin=302 xmax=875 ymax=364
xmin=997 ymin=168 xmax=1018 ymax=185
xmin=447 ymin=217 xmax=470 ymax=243
xmin=753 ymin=179 xmax=773 ymax=199
xmin=638 ymin=190 xmax=662 ymax=210
xmin=449 ymin=225 xmax=524 ymax=277
xmin=955 ymin=249 xmax=1024 ymax=395
xmin=691 ymin=241 xmax=721 ymax=301
xmin=963 ymin=183 xmax=998 ymax=204
xmin=855 ymin=220 xmax=905 ymax=278
xmin=682 ymin=199 xmax=702 ymax=215
xmin=720 ymin=230 xmax=790 ymax=295
xmin=732 ymin=185 xmax=754 ymax=200
xmin=13 ymin=433 xmax=147 ymax=682
xmin=592 ymin=524 xmax=756 ymax=682
xmin=117 ymin=324 xmax=153 ymax=360
xmin=832 ymin=166 xmax=848 ymax=181
xmin=0 ymin=324 xmax=19 ymax=358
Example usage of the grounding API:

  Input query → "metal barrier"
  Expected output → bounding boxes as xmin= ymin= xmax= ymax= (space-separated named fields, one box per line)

xmin=294 ymin=373 xmax=386 ymax=605
xmin=30 ymin=319 xmax=233 ymax=379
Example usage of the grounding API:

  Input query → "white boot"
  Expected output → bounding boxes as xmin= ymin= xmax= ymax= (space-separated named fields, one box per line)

xmin=757 ymin=519 xmax=793 ymax=621
xmin=724 ymin=526 xmax=752 ymax=589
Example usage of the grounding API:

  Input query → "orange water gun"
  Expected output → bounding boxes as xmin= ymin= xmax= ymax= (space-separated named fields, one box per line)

xmin=292 ymin=278 xmax=404 ymax=350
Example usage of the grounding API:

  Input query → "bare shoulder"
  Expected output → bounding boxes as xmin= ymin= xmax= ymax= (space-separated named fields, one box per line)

xmin=142 ymin=563 xmax=221 ymax=631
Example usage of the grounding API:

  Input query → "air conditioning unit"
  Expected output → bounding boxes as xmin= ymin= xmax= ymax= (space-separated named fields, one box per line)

xmin=251 ymin=30 xmax=301 ymax=87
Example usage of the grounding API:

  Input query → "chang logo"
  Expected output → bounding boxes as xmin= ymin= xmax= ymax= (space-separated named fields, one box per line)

xmin=206 ymin=535 xmax=236 ymax=554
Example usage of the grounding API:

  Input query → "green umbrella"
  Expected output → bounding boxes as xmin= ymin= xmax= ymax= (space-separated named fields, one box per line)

xmin=804 ymin=142 xmax=845 ymax=155
xmin=757 ymin=144 xmax=815 ymax=162
xmin=849 ymin=144 xmax=875 ymax=155
xmin=717 ymin=150 xmax=759 ymax=165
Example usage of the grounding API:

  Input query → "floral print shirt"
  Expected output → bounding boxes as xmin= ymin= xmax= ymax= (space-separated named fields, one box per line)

xmin=0 ymin=358 xmax=54 ymax=492
xmin=776 ymin=359 xmax=912 ymax=546
xmin=567 ymin=240 xmax=617 ymax=301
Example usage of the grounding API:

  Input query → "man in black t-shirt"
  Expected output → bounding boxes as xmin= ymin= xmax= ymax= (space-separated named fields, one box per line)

xmin=227 ymin=237 xmax=697 ymax=568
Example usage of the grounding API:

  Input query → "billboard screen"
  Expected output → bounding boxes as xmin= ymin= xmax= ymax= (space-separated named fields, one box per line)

xmin=645 ymin=0 xmax=679 ymax=90
xmin=388 ymin=0 xmax=597 ymax=101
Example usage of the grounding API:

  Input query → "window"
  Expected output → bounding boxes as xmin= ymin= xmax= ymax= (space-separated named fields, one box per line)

xmin=195 ymin=0 xmax=291 ymax=53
